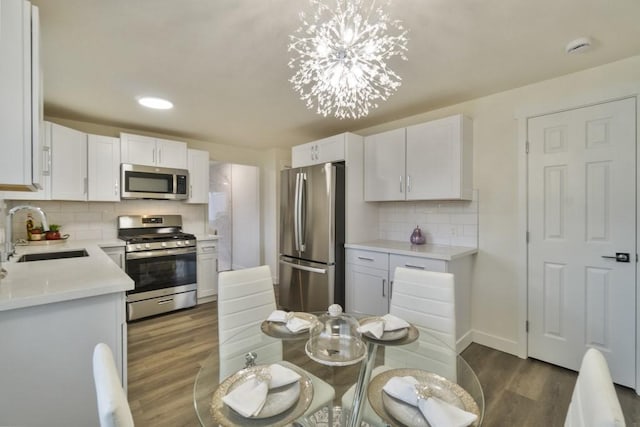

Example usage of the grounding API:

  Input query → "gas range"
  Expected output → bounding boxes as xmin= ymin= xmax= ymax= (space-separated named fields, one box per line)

xmin=117 ymin=214 xmax=198 ymax=321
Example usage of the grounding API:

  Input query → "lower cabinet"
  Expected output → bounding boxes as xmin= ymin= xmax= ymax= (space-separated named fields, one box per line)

xmin=345 ymin=247 xmax=474 ymax=352
xmin=0 ymin=292 xmax=127 ymax=426
xmin=197 ymin=239 xmax=218 ymax=302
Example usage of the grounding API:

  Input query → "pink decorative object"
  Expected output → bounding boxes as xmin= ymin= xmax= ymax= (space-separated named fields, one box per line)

xmin=410 ymin=225 xmax=426 ymax=245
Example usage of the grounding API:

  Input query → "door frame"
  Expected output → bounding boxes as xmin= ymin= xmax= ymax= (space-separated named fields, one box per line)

xmin=515 ymin=89 xmax=640 ymax=393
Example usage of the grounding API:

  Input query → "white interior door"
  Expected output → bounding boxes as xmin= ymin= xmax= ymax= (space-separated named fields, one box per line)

xmin=527 ymin=97 xmax=636 ymax=387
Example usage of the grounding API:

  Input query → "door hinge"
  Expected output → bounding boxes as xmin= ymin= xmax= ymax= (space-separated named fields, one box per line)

xmin=525 ymin=320 xmax=529 ymax=333
xmin=526 ymin=141 xmax=530 ymax=154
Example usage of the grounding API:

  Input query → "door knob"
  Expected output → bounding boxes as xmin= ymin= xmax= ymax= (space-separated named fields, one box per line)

xmin=601 ymin=253 xmax=630 ymax=263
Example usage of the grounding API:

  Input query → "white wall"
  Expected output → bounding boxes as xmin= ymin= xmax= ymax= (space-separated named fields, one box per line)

xmin=356 ymin=54 xmax=640 ymax=355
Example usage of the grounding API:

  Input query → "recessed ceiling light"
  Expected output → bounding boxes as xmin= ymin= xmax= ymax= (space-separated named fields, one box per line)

xmin=137 ymin=96 xmax=174 ymax=110
xmin=565 ymin=37 xmax=592 ymax=54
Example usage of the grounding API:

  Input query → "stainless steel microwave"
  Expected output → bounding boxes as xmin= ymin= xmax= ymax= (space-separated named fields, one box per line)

xmin=121 ymin=163 xmax=189 ymax=200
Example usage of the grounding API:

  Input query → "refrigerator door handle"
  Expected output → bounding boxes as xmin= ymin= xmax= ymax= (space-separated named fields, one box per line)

xmin=294 ymin=172 xmax=301 ymax=251
xmin=299 ymin=172 xmax=307 ymax=251
xmin=279 ymin=259 xmax=327 ymax=274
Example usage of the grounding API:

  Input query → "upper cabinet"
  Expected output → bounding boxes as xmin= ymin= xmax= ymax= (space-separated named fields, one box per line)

xmin=50 ymin=123 xmax=88 ymax=201
xmin=291 ymin=133 xmax=348 ymax=167
xmin=186 ymin=148 xmax=210 ymax=204
xmin=88 ymin=134 xmax=121 ymax=202
xmin=120 ymin=133 xmax=187 ymax=169
xmin=364 ymin=114 xmax=473 ymax=201
xmin=0 ymin=0 xmax=42 ymax=191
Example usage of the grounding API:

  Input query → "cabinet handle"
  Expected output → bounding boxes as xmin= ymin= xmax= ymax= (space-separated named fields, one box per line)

xmin=382 ymin=279 xmax=386 ymax=297
xmin=115 ymin=181 xmax=118 ymax=196
xmin=404 ymin=264 xmax=425 ymax=270
xmin=157 ymin=298 xmax=174 ymax=305
xmin=407 ymin=175 xmax=411 ymax=192
xmin=152 ymin=148 xmax=156 ymax=164
xmin=357 ymin=256 xmax=374 ymax=261
xmin=399 ymin=175 xmax=403 ymax=193
xmin=158 ymin=149 xmax=162 ymax=165
xmin=42 ymin=146 xmax=51 ymax=176
xmin=390 ymin=280 xmax=394 ymax=300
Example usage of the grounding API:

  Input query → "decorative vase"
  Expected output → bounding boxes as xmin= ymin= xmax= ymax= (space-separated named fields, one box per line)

xmin=410 ymin=225 xmax=426 ymax=245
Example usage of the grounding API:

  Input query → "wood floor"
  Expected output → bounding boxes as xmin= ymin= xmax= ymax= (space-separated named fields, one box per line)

xmin=128 ymin=301 xmax=640 ymax=426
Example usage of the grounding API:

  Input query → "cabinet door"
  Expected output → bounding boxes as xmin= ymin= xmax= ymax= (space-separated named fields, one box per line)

xmin=364 ymin=128 xmax=406 ymax=201
xmin=50 ymin=123 xmax=87 ymax=201
xmin=197 ymin=250 xmax=218 ymax=300
xmin=156 ymin=138 xmax=187 ymax=169
xmin=346 ymin=264 xmax=389 ymax=316
xmin=406 ymin=115 xmax=473 ymax=200
xmin=186 ymin=149 xmax=210 ymax=204
xmin=0 ymin=0 xmax=38 ymax=190
xmin=121 ymin=133 xmax=156 ymax=166
xmin=291 ymin=141 xmax=315 ymax=168
xmin=88 ymin=134 xmax=120 ymax=201
xmin=316 ymin=134 xmax=345 ymax=164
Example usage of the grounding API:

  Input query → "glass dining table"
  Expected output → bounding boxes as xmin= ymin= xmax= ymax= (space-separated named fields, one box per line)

xmin=193 ymin=312 xmax=484 ymax=427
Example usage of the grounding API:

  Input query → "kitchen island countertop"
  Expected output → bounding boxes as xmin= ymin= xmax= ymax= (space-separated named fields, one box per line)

xmin=345 ymin=240 xmax=478 ymax=261
xmin=0 ymin=240 xmax=133 ymax=312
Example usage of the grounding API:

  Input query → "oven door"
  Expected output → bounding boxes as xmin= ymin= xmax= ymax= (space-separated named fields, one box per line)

xmin=125 ymin=247 xmax=197 ymax=295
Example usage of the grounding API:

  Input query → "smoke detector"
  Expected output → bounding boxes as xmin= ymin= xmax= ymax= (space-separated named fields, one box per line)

xmin=565 ymin=37 xmax=592 ymax=54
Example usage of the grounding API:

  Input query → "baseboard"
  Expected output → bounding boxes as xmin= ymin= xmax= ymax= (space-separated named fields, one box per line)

xmin=197 ymin=295 xmax=217 ymax=304
xmin=472 ymin=330 xmax=521 ymax=357
xmin=456 ymin=330 xmax=474 ymax=353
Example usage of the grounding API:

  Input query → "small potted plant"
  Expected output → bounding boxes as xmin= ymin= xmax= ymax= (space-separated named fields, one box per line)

xmin=45 ymin=224 xmax=62 ymax=240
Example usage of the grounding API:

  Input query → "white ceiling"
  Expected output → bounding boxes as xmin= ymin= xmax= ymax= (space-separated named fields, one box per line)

xmin=32 ymin=0 xmax=640 ymax=149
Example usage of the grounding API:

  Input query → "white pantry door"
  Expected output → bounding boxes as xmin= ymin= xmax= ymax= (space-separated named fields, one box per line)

xmin=527 ymin=97 xmax=636 ymax=387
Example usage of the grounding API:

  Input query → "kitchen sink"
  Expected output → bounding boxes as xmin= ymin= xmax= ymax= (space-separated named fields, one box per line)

xmin=16 ymin=249 xmax=89 ymax=263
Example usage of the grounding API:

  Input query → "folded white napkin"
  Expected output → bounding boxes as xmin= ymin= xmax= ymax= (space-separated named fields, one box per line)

xmin=266 ymin=310 xmax=291 ymax=323
xmin=357 ymin=320 xmax=385 ymax=339
xmin=222 ymin=364 xmax=301 ymax=417
xmin=381 ymin=313 xmax=411 ymax=331
xmin=383 ymin=376 xmax=478 ymax=427
xmin=285 ymin=316 xmax=311 ymax=333
xmin=357 ymin=314 xmax=411 ymax=339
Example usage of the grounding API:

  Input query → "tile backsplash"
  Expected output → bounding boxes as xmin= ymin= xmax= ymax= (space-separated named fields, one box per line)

xmin=5 ymin=200 xmax=207 ymax=242
xmin=377 ymin=189 xmax=478 ymax=247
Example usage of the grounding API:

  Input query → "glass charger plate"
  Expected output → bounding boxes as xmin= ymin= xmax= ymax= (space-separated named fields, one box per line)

xmin=211 ymin=364 xmax=314 ymax=427
xmin=260 ymin=312 xmax=318 ymax=340
xmin=358 ymin=317 xmax=419 ymax=346
xmin=367 ymin=368 xmax=480 ymax=427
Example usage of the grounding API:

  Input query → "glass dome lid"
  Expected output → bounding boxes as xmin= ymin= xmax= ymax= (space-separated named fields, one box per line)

xmin=305 ymin=304 xmax=367 ymax=366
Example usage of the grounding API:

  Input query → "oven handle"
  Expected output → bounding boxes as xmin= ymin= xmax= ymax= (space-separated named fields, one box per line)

xmin=126 ymin=247 xmax=196 ymax=260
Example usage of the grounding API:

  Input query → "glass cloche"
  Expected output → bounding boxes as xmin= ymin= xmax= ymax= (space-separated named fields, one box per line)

xmin=305 ymin=304 xmax=367 ymax=366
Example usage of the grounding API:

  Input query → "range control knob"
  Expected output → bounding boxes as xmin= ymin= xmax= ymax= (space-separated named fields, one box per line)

xmin=161 ymin=242 xmax=167 ymax=247
xmin=136 ymin=244 xmax=142 ymax=250
xmin=177 ymin=241 xmax=183 ymax=246
xmin=145 ymin=243 xmax=151 ymax=249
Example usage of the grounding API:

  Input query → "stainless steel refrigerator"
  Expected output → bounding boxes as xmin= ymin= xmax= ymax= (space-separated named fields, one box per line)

xmin=279 ymin=162 xmax=345 ymax=312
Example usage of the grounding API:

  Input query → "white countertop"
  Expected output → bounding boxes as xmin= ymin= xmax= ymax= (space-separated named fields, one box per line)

xmin=195 ymin=234 xmax=219 ymax=241
xmin=0 ymin=240 xmax=134 ymax=312
xmin=345 ymin=240 xmax=478 ymax=261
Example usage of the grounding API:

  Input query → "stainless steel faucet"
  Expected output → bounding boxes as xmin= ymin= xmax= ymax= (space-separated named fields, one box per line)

xmin=4 ymin=205 xmax=49 ymax=261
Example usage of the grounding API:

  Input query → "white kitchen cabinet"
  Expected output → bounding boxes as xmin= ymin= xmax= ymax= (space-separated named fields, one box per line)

xmin=0 ymin=292 xmax=127 ymax=426
xmin=186 ymin=148 xmax=210 ymax=204
xmin=0 ymin=0 xmax=42 ymax=191
xmin=197 ymin=239 xmax=218 ymax=302
xmin=88 ymin=134 xmax=120 ymax=201
xmin=292 ymin=133 xmax=349 ymax=167
xmin=364 ymin=114 xmax=473 ymax=201
xmin=345 ymin=245 xmax=474 ymax=351
xmin=120 ymin=132 xmax=187 ymax=169
xmin=363 ymin=128 xmax=406 ymax=201
xmin=101 ymin=245 xmax=124 ymax=269
xmin=345 ymin=249 xmax=390 ymax=316
xmin=406 ymin=115 xmax=473 ymax=200
xmin=50 ymin=123 xmax=88 ymax=201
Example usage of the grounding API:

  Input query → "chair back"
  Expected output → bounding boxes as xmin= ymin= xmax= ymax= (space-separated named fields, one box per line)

xmin=217 ymin=265 xmax=283 ymax=380
xmin=92 ymin=343 xmax=134 ymax=427
xmin=385 ymin=267 xmax=457 ymax=380
xmin=564 ymin=348 xmax=625 ymax=427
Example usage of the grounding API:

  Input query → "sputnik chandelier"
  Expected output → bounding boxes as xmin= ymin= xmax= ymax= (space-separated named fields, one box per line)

xmin=288 ymin=0 xmax=408 ymax=120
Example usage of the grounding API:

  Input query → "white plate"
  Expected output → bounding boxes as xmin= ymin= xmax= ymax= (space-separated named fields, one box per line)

xmin=211 ymin=364 xmax=314 ymax=426
xmin=367 ymin=368 xmax=480 ymax=427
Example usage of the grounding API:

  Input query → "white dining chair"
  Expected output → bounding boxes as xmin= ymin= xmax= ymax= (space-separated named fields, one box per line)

xmin=564 ymin=348 xmax=625 ymax=427
xmin=341 ymin=267 xmax=458 ymax=423
xmin=92 ymin=343 xmax=134 ymax=427
xmin=217 ymin=265 xmax=336 ymax=422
